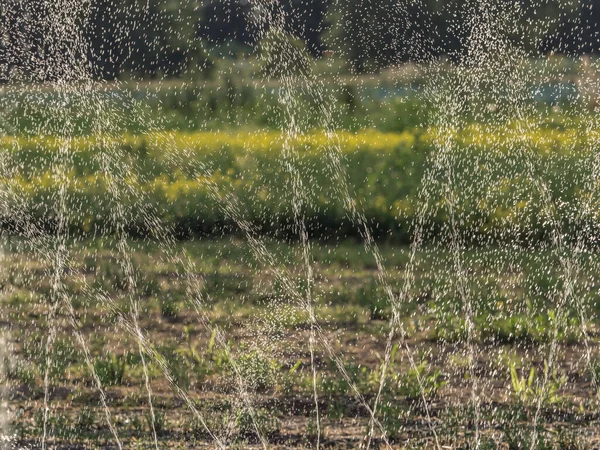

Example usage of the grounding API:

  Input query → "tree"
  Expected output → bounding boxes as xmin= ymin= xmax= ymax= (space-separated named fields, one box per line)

xmin=324 ymin=0 xmax=440 ymax=73
xmin=87 ymin=0 xmax=213 ymax=80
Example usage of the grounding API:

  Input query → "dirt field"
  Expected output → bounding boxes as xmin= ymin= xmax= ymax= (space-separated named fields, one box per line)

xmin=2 ymin=237 xmax=599 ymax=449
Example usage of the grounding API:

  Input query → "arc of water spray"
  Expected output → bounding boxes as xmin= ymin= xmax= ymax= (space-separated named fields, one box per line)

xmin=81 ymin=163 xmax=268 ymax=449
xmin=89 ymin=95 xmax=161 ymax=449
xmin=90 ymin=235 xmax=276 ymax=450
xmin=32 ymin=93 xmax=122 ymax=448
xmin=41 ymin=131 xmax=124 ymax=449
xmin=43 ymin=0 xmax=279 ymax=441
xmin=182 ymin=271 xmax=271 ymax=449
xmin=446 ymin=2 xmax=600 ymax=447
xmin=477 ymin=14 xmax=600 ymax=447
xmin=566 ymin=119 xmax=600 ymax=393
xmin=414 ymin=3 xmax=536 ymax=444
xmin=92 ymin=289 xmax=228 ymax=449
xmin=281 ymin=11 xmax=444 ymax=445
xmin=321 ymin=125 xmax=442 ymax=450
xmin=0 ymin=213 xmax=10 ymax=445
xmin=151 ymin=135 xmax=280 ymax=449
xmin=245 ymin=2 xmax=443 ymax=447
xmin=85 ymin=124 xmax=276 ymax=447
xmin=0 ymin=0 xmax=127 ymax=447
xmin=438 ymin=127 xmax=481 ymax=446
xmin=54 ymin=76 xmax=284 ymax=448
xmin=100 ymin=166 xmax=160 ymax=450
xmin=0 ymin=176 xmax=125 ymax=449
xmin=201 ymin=176 xmax=394 ymax=447
xmin=249 ymin=5 xmax=322 ymax=446
xmin=518 ymin=57 xmax=600 ymax=435
xmin=277 ymin=58 xmax=322 ymax=450
xmin=84 ymin=6 xmax=168 ymax=443
xmin=308 ymin=65 xmax=443 ymax=450
xmin=513 ymin=80 xmax=598 ymax=450
xmin=404 ymin=3 xmax=562 ymax=446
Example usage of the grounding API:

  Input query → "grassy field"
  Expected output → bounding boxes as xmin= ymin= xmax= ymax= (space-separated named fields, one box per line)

xmin=3 ymin=72 xmax=600 ymax=447
xmin=2 ymin=236 xmax=600 ymax=448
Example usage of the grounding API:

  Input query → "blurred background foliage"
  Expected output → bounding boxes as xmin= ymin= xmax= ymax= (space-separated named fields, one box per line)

xmin=1 ymin=0 xmax=600 ymax=82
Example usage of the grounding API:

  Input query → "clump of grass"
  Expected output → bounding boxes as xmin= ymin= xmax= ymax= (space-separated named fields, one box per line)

xmin=34 ymin=409 xmax=73 ymax=439
xmin=159 ymin=296 xmax=181 ymax=319
xmin=304 ymin=416 xmax=324 ymax=443
xmin=147 ymin=409 xmax=167 ymax=435
xmin=375 ymin=402 xmax=406 ymax=441
xmin=395 ymin=360 xmax=446 ymax=400
xmin=25 ymin=336 xmax=78 ymax=382
xmin=435 ymin=308 xmax=580 ymax=346
xmin=355 ymin=280 xmax=388 ymax=320
xmin=76 ymin=407 xmax=96 ymax=431
xmin=555 ymin=427 xmax=588 ymax=450
xmin=140 ymin=276 xmax=162 ymax=298
xmin=372 ymin=345 xmax=446 ymax=401
xmin=234 ymin=350 xmax=280 ymax=392
xmin=501 ymin=419 xmax=552 ymax=450
xmin=94 ymin=353 xmax=127 ymax=386
xmin=4 ymin=356 xmax=36 ymax=387
xmin=509 ymin=362 xmax=566 ymax=409
xmin=186 ymin=405 xmax=279 ymax=444
xmin=233 ymin=407 xmax=280 ymax=443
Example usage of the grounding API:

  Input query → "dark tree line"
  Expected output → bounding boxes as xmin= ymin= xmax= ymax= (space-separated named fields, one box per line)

xmin=2 ymin=0 xmax=600 ymax=81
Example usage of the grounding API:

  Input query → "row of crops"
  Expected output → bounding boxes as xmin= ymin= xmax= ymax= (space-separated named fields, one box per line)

xmin=2 ymin=125 xmax=599 ymax=243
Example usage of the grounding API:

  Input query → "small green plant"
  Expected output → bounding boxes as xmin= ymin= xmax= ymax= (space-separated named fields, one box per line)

xmin=509 ymin=363 xmax=566 ymax=406
xmin=76 ymin=407 xmax=96 ymax=431
xmin=305 ymin=416 xmax=324 ymax=443
xmin=147 ymin=409 xmax=167 ymax=435
xmin=320 ymin=360 xmax=367 ymax=398
xmin=159 ymin=296 xmax=180 ymax=319
xmin=176 ymin=325 xmax=210 ymax=382
xmin=396 ymin=360 xmax=446 ymax=400
xmin=437 ymin=406 xmax=498 ymax=448
xmin=166 ymin=354 xmax=191 ymax=390
xmin=5 ymin=358 xmax=36 ymax=386
xmin=233 ymin=350 xmax=280 ymax=392
xmin=502 ymin=422 xmax=552 ymax=450
xmin=140 ymin=276 xmax=161 ymax=297
xmin=351 ymin=345 xmax=445 ymax=401
xmin=131 ymin=415 xmax=145 ymax=434
xmin=555 ymin=427 xmax=587 ymax=450
xmin=281 ymin=359 xmax=302 ymax=394
xmin=34 ymin=409 xmax=73 ymax=439
xmin=434 ymin=315 xmax=468 ymax=343
xmin=29 ymin=337 xmax=78 ymax=382
xmin=186 ymin=403 xmax=230 ymax=441
xmin=376 ymin=402 xmax=405 ymax=441
xmin=234 ymin=407 xmax=280 ymax=442
xmin=94 ymin=353 xmax=127 ymax=386
xmin=355 ymin=280 xmax=388 ymax=320
xmin=510 ymin=364 xmax=536 ymax=405
xmin=13 ymin=408 xmax=26 ymax=441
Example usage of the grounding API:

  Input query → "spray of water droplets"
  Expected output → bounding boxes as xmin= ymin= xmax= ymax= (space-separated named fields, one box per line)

xmin=3 ymin=0 xmax=600 ymax=448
